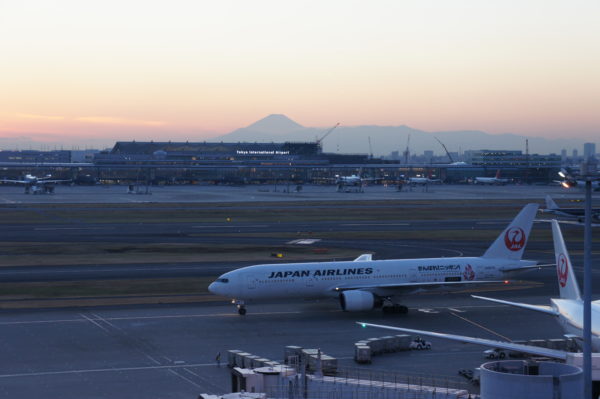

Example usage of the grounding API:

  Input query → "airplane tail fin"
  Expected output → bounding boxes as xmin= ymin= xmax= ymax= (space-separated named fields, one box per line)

xmin=551 ymin=220 xmax=581 ymax=300
xmin=545 ymin=195 xmax=559 ymax=210
xmin=482 ymin=203 xmax=539 ymax=260
xmin=495 ymin=169 xmax=501 ymax=179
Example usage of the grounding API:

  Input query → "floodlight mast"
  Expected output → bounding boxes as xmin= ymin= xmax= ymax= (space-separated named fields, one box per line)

xmin=581 ymin=160 xmax=597 ymax=399
xmin=562 ymin=160 xmax=598 ymax=399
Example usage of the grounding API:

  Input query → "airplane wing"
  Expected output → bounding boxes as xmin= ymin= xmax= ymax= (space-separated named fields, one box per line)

xmin=0 ymin=179 xmax=28 ymax=184
xmin=501 ymin=263 xmax=554 ymax=272
xmin=356 ymin=322 xmax=568 ymax=360
xmin=333 ymin=280 xmax=508 ymax=291
xmin=471 ymin=295 xmax=558 ymax=316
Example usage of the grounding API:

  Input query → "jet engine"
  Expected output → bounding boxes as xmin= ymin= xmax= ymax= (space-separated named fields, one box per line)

xmin=339 ymin=290 xmax=381 ymax=312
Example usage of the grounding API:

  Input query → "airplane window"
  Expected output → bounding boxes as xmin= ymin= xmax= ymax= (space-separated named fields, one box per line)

xmin=217 ymin=278 xmax=229 ymax=283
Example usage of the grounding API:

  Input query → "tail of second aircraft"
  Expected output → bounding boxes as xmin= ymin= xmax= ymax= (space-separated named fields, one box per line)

xmin=551 ymin=220 xmax=581 ymax=300
xmin=545 ymin=195 xmax=559 ymax=210
xmin=482 ymin=203 xmax=539 ymax=260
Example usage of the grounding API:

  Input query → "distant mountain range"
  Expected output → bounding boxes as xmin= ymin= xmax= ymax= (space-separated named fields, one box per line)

xmin=218 ymin=114 xmax=590 ymax=157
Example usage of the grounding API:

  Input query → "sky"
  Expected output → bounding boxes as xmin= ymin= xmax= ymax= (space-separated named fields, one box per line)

xmin=1 ymin=0 xmax=599 ymax=149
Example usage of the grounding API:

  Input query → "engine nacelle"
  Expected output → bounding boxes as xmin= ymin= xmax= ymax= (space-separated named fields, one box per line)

xmin=339 ymin=290 xmax=380 ymax=312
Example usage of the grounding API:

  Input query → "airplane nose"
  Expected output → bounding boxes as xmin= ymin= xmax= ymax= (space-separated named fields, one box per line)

xmin=208 ymin=282 xmax=218 ymax=294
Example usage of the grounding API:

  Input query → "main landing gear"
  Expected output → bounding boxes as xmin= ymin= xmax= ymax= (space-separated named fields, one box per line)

xmin=232 ymin=299 xmax=246 ymax=315
xmin=381 ymin=298 xmax=408 ymax=314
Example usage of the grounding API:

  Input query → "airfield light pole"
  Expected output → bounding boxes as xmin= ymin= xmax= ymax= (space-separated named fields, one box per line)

xmin=581 ymin=160 xmax=598 ymax=399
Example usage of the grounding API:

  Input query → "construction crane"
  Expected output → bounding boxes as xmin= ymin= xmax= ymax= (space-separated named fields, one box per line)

xmin=315 ymin=122 xmax=340 ymax=151
xmin=403 ymin=134 xmax=411 ymax=164
xmin=434 ymin=136 xmax=454 ymax=163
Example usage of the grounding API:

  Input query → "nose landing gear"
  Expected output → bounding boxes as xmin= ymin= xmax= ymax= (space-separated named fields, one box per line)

xmin=232 ymin=299 xmax=246 ymax=315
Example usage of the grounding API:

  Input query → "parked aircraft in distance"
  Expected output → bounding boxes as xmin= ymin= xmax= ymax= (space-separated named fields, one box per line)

xmin=557 ymin=168 xmax=600 ymax=191
xmin=474 ymin=170 xmax=510 ymax=185
xmin=407 ymin=176 xmax=441 ymax=185
xmin=543 ymin=195 xmax=600 ymax=222
xmin=358 ymin=220 xmax=599 ymax=359
xmin=209 ymin=204 xmax=540 ymax=315
xmin=0 ymin=174 xmax=71 ymax=194
xmin=335 ymin=174 xmax=381 ymax=192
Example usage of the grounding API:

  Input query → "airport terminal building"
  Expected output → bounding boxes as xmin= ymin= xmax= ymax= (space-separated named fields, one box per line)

xmin=0 ymin=141 xmax=564 ymax=185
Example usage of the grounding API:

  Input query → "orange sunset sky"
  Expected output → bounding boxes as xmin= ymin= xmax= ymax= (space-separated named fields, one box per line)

xmin=1 ymin=1 xmax=599 ymax=148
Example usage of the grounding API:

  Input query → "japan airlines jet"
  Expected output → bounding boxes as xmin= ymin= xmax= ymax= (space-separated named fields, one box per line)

xmin=474 ymin=170 xmax=510 ymax=185
xmin=543 ymin=195 xmax=600 ymax=223
xmin=358 ymin=220 xmax=600 ymax=359
xmin=407 ymin=177 xmax=441 ymax=185
xmin=209 ymin=204 xmax=539 ymax=315
xmin=0 ymin=174 xmax=71 ymax=194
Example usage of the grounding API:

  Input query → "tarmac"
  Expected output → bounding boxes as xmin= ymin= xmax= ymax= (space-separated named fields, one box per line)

xmin=0 ymin=183 xmax=598 ymax=398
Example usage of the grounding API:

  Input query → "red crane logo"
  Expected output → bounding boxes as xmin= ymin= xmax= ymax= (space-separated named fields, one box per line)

xmin=504 ymin=227 xmax=526 ymax=251
xmin=557 ymin=253 xmax=569 ymax=288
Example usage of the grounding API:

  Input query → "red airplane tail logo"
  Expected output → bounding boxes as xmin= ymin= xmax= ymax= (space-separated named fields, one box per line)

xmin=504 ymin=227 xmax=526 ymax=251
xmin=557 ymin=253 xmax=569 ymax=288
xmin=463 ymin=264 xmax=475 ymax=281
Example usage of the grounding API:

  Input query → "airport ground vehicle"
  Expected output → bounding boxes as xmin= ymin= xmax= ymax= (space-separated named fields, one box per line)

xmin=410 ymin=337 xmax=431 ymax=350
xmin=484 ymin=348 xmax=507 ymax=359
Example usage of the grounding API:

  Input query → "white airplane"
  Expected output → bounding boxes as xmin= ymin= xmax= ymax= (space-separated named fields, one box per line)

xmin=209 ymin=204 xmax=540 ymax=315
xmin=0 ymin=174 xmax=71 ymax=194
xmin=474 ymin=170 xmax=510 ymax=185
xmin=336 ymin=174 xmax=363 ymax=186
xmin=543 ymin=195 xmax=600 ymax=223
xmin=407 ymin=176 xmax=442 ymax=185
xmin=358 ymin=219 xmax=599 ymax=360
xmin=334 ymin=174 xmax=381 ymax=192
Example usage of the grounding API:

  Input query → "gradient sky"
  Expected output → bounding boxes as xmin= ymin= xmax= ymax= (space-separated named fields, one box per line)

xmin=1 ymin=0 xmax=599 ymax=148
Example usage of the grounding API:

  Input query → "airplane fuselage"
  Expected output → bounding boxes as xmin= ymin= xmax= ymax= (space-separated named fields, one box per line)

xmin=475 ymin=177 xmax=510 ymax=185
xmin=552 ymin=299 xmax=600 ymax=351
xmin=209 ymin=257 xmax=535 ymax=301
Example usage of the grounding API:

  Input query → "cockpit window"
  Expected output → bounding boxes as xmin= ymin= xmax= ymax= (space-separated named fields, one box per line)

xmin=217 ymin=278 xmax=229 ymax=283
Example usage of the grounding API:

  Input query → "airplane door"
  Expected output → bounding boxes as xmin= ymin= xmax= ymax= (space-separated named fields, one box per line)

xmin=246 ymin=275 xmax=256 ymax=290
xmin=408 ymin=267 xmax=418 ymax=282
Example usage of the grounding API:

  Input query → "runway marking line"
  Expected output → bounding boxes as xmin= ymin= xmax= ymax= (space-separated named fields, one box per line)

xmin=0 ymin=307 xmax=516 ymax=326
xmin=341 ymin=223 xmax=410 ymax=226
xmin=168 ymin=369 xmax=203 ymax=389
xmin=89 ymin=312 xmax=163 ymax=366
xmin=0 ymin=363 xmax=219 ymax=379
xmin=79 ymin=313 xmax=110 ymax=333
xmin=192 ymin=225 xmax=269 ymax=228
xmin=417 ymin=308 xmax=440 ymax=314
xmin=450 ymin=312 xmax=513 ymax=342
xmin=34 ymin=227 xmax=116 ymax=230
xmin=183 ymin=367 xmax=224 ymax=392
